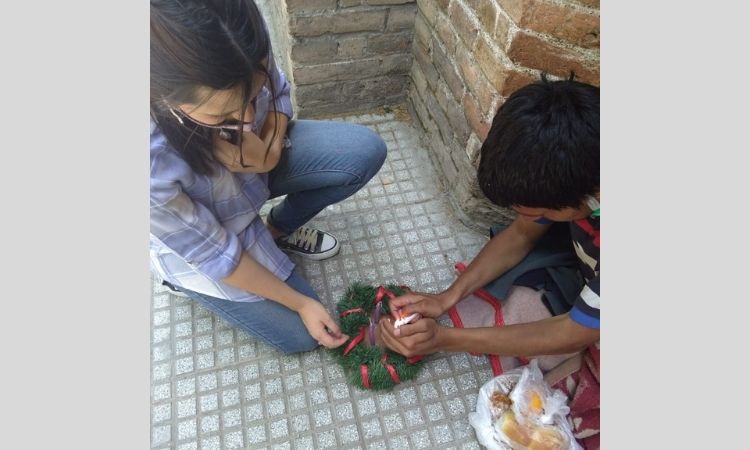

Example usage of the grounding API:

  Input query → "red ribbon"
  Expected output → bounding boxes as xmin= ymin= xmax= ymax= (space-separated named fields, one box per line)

xmin=406 ymin=355 xmax=424 ymax=364
xmin=375 ymin=286 xmax=397 ymax=306
xmin=361 ymin=364 xmax=370 ymax=389
xmin=375 ymin=287 xmax=384 ymax=305
xmin=382 ymin=354 xmax=400 ymax=384
xmin=339 ymin=307 xmax=365 ymax=318
xmin=343 ymin=327 xmax=366 ymax=356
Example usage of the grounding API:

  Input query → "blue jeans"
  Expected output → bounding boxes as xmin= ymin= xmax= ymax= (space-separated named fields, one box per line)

xmin=176 ymin=120 xmax=386 ymax=354
xmin=266 ymin=119 xmax=387 ymax=233
xmin=175 ymin=269 xmax=325 ymax=353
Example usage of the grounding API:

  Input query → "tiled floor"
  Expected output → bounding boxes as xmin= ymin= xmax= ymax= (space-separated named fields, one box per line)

xmin=151 ymin=113 xmax=495 ymax=449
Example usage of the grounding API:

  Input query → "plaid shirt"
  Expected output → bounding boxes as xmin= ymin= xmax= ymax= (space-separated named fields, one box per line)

xmin=150 ymin=53 xmax=294 ymax=302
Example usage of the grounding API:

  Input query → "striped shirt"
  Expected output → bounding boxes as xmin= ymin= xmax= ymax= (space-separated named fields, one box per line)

xmin=568 ymin=215 xmax=600 ymax=329
xmin=150 ymin=50 xmax=294 ymax=302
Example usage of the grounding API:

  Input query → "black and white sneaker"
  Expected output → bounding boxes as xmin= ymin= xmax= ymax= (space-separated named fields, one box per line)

xmin=276 ymin=226 xmax=340 ymax=260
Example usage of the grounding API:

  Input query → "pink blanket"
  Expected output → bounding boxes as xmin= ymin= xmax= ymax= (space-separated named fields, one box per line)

xmin=448 ymin=265 xmax=600 ymax=450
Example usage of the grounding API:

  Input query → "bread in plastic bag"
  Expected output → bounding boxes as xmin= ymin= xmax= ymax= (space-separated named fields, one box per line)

xmin=469 ymin=360 xmax=581 ymax=450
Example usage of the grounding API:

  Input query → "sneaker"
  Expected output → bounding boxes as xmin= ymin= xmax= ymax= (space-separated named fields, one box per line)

xmin=276 ymin=226 xmax=340 ymax=260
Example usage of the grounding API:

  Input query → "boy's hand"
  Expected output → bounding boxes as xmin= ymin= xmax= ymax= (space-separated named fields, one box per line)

xmin=298 ymin=300 xmax=349 ymax=349
xmin=389 ymin=291 xmax=456 ymax=319
xmin=378 ymin=316 xmax=443 ymax=357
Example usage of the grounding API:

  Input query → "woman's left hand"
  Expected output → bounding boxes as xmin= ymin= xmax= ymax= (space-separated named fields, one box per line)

xmin=298 ymin=300 xmax=349 ymax=349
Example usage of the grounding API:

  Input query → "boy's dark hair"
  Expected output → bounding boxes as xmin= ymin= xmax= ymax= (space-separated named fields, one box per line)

xmin=476 ymin=74 xmax=599 ymax=209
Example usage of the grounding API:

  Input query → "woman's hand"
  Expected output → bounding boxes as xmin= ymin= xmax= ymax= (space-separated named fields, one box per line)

xmin=297 ymin=300 xmax=349 ymax=349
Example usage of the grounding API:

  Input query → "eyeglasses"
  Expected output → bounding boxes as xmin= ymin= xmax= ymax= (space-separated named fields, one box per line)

xmin=169 ymin=107 xmax=257 ymax=134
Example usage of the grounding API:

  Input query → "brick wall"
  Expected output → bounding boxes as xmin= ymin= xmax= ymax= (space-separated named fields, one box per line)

xmin=265 ymin=0 xmax=600 ymax=229
xmin=277 ymin=0 xmax=418 ymax=117
xmin=408 ymin=0 xmax=600 ymax=228
xmin=257 ymin=0 xmax=296 ymax=107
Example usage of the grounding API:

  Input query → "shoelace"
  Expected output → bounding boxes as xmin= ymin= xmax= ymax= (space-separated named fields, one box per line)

xmin=286 ymin=227 xmax=319 ymax=251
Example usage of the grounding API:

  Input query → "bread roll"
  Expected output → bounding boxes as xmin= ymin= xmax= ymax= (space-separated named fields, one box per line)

xmin=498 ymin=411 xmax=533 ymax=447
xmin=528 ymin=427 xmax=568 ymax=450
xmin=498 ymin=411 xmax=568 ymax=450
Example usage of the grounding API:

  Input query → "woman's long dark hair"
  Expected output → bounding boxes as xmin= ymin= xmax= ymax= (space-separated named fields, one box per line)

xmin=150 ymin=0 xmax=278 ymax=175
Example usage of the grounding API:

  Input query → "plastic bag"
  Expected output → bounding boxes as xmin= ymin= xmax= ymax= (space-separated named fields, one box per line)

xmin=469 ymin=360 xmax=581 ymax=450
xmin=510 ymin=360 xmax=570 ymax=426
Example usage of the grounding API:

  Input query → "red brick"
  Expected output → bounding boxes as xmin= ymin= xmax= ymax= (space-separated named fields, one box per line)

xmin=498 ymin=0 xmax=600 ymax=48
xmin=498 ymin=0 xmax=527 ymax=22
xmin=291 ymin=37 xmax=338 ymax=64
xmin=456 ymin=45 xmax=479 ymax=88
xmin=417 ymin=0 xmax=439 ymax=26
xmin=465 ymin=133 xmax=483 ymax=167
xmin=457 ymin=47 xmax=496 ymax=112
xmin=435 ymin=13 xmax=458 ymax=53
xmin=286 ymin=0 xmax=337 ymax=14
xmin=449 ymin=1 xmax=479 ymax=49
xmin=386 ymin=4 xmax=418 ymax=31
xmin=507 ymin=31 xmax=599 ymax=85
xmin=574 ymin=0 xmax=599 ymax=8
xmin=476 ymin=0 xmax=498 ymax=34
xmin=473 ymin=35 xmax=548 ymax=97
xmin=296 ymin=82 xmax=342 ymax=103
xmin=336 ymin=35 xmax=369 ymax=59
xmin=500 ymin=70 xmax=537 ymax=97
xmin=432 ymin=36 xmax=465 ymax=101
xmin=367 ymin=0 xmax=417 ymax=4
xmin=414 ymin=12 xmax=432 ymax=50
xmin=340 ymin=74 xmax=409 ymax=100
xmin=367 ymin=32 xmax=413 ymax=54
xmin=425 ymin=88 xmax=453 ymax=145
xmin=463 ymin=93 xmax=490 ymax=141
xmin=435 ymin=0 xmax=451 ymax=14
xmin=332 ymin=9 xmax=386 ymax=33
xmin=413 ymin=41 xmax=439 ymax=90
xmin=495 ymin=8 xmax=512 ymax=48
xmin=294 ymin=54 xmax=411 ymax=85
xmin=474 ymin=36 xmax=505 ymax=91
xmin=411 ymin=64 xmax=429 ymax=100
xmin=438 ymin=83 xmax=471 ymax=144
xmin=290 ymin=14 xmax=333 ymax=37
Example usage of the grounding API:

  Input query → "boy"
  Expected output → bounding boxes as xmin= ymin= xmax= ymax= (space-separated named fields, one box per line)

xmin=379 ymin=74 xmax=600 ymax=448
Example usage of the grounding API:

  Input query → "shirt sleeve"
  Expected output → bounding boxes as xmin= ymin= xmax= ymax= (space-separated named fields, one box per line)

xmin=150 ymin=148 xmax=243 ymax=282
xmin=569 ymin=274 xmax=600 ymax=329
xmin=264 ymin=29 xmax=293 ymax=120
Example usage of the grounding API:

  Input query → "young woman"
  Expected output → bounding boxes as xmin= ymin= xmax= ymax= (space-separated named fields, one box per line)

xmin=150 ymin=0 xmax=386 ymax=353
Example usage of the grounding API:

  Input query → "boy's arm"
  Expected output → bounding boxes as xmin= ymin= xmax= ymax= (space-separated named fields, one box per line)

xmin=390 ymin=217 xmax=551 ymax=317
xmin=379 ymin=313 xmax=599 ymax=357
xmin=439 ymin=314 xmax=599 ymax=356
xmin=449 ymin=217 xmax=550 ymax=296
